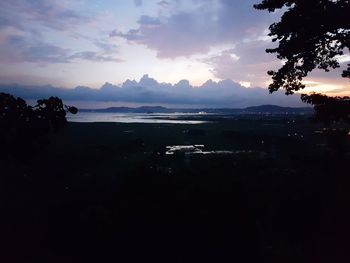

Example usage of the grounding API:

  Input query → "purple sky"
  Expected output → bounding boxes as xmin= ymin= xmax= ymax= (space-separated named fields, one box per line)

xmin=0 ymin=0 xmax=349 ymax=106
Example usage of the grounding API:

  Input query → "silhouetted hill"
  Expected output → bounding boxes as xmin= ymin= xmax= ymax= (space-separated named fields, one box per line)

xmin=80 ymin=105 xmax=313 ymax=114
xmin=83 ymin=106 xmax=171 ymax=113
xmin=244 ymin=105 xmax=314 ymax=114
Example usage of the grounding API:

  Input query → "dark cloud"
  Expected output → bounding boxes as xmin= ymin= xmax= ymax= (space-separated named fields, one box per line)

xmin=0 ymin=75 xmax=304 ymax=107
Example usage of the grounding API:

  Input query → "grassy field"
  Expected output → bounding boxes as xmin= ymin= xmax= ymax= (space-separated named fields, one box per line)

xmin=2 ymin=118 xmax=350 ymax=263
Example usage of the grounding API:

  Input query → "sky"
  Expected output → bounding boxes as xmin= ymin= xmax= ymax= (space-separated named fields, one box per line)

xmin=0 ymin=0 xmax=349 ymax=107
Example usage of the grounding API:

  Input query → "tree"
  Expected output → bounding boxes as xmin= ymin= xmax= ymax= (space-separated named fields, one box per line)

xmin=254 ymin=0 xmax=350 ymax=94
xmin=0 ymin=93 xmax=78 ymax=158
xmin=301 ymin=92 xmax=350 ymax=124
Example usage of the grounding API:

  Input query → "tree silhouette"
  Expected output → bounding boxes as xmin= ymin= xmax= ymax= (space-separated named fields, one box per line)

xmin=0 ymin=92 xmax=77 ymax=158
xmin=301 ymin=92 xmax=350 ymax=125
xmin=254 ymin=0 xmax=350 ymax=127
xmin=254 ymin=0 xmax=349 ymax=94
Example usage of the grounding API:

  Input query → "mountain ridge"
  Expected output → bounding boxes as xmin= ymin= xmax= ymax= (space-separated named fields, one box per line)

xmin=79 ymin=105 xmax=314 ymax=114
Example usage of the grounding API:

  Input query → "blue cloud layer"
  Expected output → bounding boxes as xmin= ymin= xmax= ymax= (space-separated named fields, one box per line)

xmin=0 ymin=75 xmax=304 ymax=108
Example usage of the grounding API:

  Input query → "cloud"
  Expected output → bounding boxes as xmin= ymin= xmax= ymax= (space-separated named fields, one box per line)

xmin=0 ymin=0 xmax=124 ymax=64
xmin=69 ymin=51 xmax=123 ymax=63
xmin=157 ymin=1 xmax=169 ymax=8
xmin=111 ymin=0 xmax=277 ymax=58
xmin=325 ymin=86 xmax=350 ymax=94
xmin=202 ymin=40 xmax=281 ymax=87
xmin=106 ymin=0 xmax=290 ymax=88
xmin=93 ymin=40 xmax=119 ymax=53
xmin=23 ymin=43 xmax=71 ymax=63
xmin=0 ymin=34 xmax=71 ymax=63
xmin=0 ymin=0 xmax=91 ymax=32
xmin=0 ymin=32 xmax=123 ymax=64
xmin=137 ymin=16 xmax=162 ymax=27
xmin=0 ymin=74 xmax=304 ymax=108
xmin=110 ymin=29 xmax=143 ymax=41
xmin=134 ymin=0 xmax=143 ymax=7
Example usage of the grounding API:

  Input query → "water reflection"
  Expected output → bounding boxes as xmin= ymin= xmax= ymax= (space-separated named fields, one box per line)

xmin=68 ymin=112 xmax=207 ymax=124
xmin=165 ymin=145 xmax=258 ymax=155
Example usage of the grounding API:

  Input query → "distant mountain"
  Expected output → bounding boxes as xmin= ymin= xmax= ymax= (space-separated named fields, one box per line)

xmin=243 ymin=105 xmax=314 ymax=114
xmin=80 ymin=105 xmax=313 ymax=114
xmin=82 ymin=106 xmax=171 ymax=113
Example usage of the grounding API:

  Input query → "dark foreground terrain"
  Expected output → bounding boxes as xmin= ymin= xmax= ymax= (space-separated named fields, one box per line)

xmin=2 ymin=118 xmax=350 ymax=263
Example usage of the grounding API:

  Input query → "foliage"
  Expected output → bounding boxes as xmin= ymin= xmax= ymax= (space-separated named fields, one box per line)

xmin=301 ymin=92 xmax=350 ymax=124
xmin=0 ymin=92 xmax=77 ymax=157
xmin=254 ymin=0 xmax=350 ymax=94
